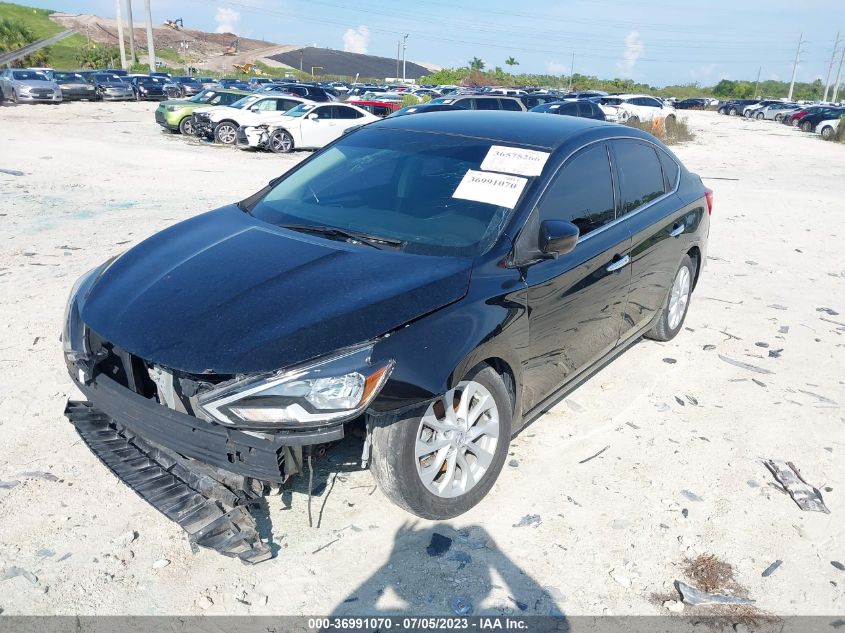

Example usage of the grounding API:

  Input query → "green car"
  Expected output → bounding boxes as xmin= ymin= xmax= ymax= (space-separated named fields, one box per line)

xmin=155 ymin=88 xmax=251 ymax=135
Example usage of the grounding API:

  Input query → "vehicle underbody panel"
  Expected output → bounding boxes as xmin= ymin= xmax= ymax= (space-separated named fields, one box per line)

xmin=65 ymin=400 xmax=272 ymax=563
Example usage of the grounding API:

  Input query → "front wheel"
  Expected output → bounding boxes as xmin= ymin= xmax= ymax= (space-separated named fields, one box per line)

xmin=269 ymin=129 xmax=294 ymax=153
xmin=756 ymin=112 xmax=764 ymax=119
xmin=645 ymin=254 xmax=694 ymax=342
xmin=729 ymin=107 xmax=738 ymax=116
xmin=775 ymin=114 xmax=784 ymax=122
xmin=820 ymin=126 xmax=834 ymax=140
xmin=369 ymin=364 xmax=512 ymax=519
xmin=801 ymin=120 xmax=813 ymax=133
xmin=178 ymin=116 xmax=193 ymax=135
xmin=214 ymin=121 xmax=238 ymax=144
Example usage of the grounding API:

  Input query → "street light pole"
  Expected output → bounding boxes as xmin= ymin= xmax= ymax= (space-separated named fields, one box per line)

xmin=402 ymin=33 xmax=408 ymax=83
xmin=787 ymin=32 xmax=803 ymax=101
xmin=823 ymin=31 xmax=841 ymax=102
xmin=143 ymin=0 xmax=156 ymax=72
xmin=115 ymin=0 xmax=128 ymax=70
xmin=125 ymin=0 xmax=136 ymax=63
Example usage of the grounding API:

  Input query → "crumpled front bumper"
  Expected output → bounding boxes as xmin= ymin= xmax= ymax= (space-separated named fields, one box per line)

xmin=236 ymin=125 xmax=268 ymax=150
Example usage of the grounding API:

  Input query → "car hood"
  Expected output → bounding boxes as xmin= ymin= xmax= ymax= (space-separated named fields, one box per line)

xmin=100 ymin=82 xmax=129 ymax=88
xmin=80 ymin=205 xmax=472 ymax=374
xmin=18 ymin=80 xmax=57 ymax=89
xmin=195 ymin=105 xmax=241 ymax=117
xmin=160 ymin=98 xmax=194 ymax=108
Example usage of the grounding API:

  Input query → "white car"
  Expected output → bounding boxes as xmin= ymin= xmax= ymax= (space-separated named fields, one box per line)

xmin=237 ymin=102 xmax=379 ymax=153
xmin=599 ymin=94 xmax=676 ymax=124
xmin=817 ymin=117 xmax=841 ymax=140
xmin=194 ymin=93 xmax=312 ymax=144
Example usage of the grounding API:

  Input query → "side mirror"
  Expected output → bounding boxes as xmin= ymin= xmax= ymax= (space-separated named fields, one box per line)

xmin=250 ymin=106 xmax=260 ymax=112
xmin=539 ymin=220 xmax=579 ymax=257
xmin=306 ymin=112 xmax=318 ymax=120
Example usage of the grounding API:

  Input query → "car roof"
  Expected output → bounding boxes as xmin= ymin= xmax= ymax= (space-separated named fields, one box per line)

xmin=370 ymin=110 xmax=614 ymax=150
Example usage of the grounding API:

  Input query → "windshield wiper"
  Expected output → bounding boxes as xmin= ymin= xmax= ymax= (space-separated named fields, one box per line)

xmin=279 ymin=224 xmax=405 ymax=249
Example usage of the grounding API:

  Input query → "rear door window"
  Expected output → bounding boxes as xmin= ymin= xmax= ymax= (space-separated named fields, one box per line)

xmin=474 ymin=98 xmax=500 ymax=111
xmin=537 ymin=143 xmax=616 ymax=237
xmin=656 ymin=148 xmax=680 ymax=190
xmin=500 ymin=98 xmax=522 ymax=111
xmin=612 ymin=140 xmax=666 ymax=216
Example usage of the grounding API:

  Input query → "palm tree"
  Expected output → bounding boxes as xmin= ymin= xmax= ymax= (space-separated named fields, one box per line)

xmin=505 ymin=56 xmax=519 ymax=67
xmin=468 ymin=57 xmax=485 ymax=71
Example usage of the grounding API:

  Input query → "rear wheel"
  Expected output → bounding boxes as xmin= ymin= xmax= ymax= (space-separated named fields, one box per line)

xmin=729 ymin=107 xmax=738 ymax=116
xmin=214 ymin=121 xmax=238 ymax=144
xmin=11 ymin=90 xmax=19 ymax=104
xmin=820 ymin=126 xmax=835 ymax=140
xmin=627 ymin=115 xmax=640 ymax=125
xmin=645 ymin=254 xmax=694 ymax=342
xmin=801 ymin=120 xmax=813 ymax=133
xmin=269 ymin=129 xmax=294 ymax=153
xmin=178 ymin=116 xmax=194 ymax=135
xmin=775 ymin=114 xmax=783 ymax=122
xmin=369 ymin=364 xmax=512 ymax=519
xmin=755 ymin=112 xmax=764 ymax=119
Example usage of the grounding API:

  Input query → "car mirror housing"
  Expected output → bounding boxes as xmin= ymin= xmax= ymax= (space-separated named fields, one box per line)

xmin=539 ymin=220 xmax=579 ymax=257
xmin=306 ymin=112 xmax=318 ymax=120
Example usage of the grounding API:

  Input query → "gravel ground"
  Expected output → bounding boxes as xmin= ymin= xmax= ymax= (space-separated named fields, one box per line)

xmin=0 ymin=102 xmax=842 ymax=617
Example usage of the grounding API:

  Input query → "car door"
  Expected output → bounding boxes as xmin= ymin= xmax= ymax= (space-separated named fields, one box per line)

xmin=298 ymin=105 xmax=338 ymax=147
xmin=331 ymin=105 xmax=366 ymax=134
xmin=522 ymin=142 xmax=632 ymax=410
xmin=556 ymin=102 xmax=579 ymax=117
xmin=610 ymin=139 xmax=690 ymax=339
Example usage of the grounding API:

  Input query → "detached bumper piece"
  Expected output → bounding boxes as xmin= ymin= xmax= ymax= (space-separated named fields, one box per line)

xmin=65 ymin=400 xmax=272 ymax=564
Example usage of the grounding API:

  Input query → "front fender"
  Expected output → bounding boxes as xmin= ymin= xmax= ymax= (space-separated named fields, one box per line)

xmin=369 ymin=247 xmax=529 ymax=425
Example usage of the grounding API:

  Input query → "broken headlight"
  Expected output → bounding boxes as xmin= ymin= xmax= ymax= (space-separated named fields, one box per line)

xmin=62 ymin=261 xmax=113 ymax=361
xmin=197 ymin=344 xmax=393 ymax=430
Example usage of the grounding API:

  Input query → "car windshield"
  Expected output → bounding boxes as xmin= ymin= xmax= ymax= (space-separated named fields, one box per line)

xmin=54 ymin=72 xmax=83 ymax=81
xmin=246 ymin=128 xmax=532 ymax=257
xmin=12 ymin=71 xmax=46 ymax=81
xmin=600 ymin=97 xmax=624 ymax=105
xmin=229 ymin=95 xmax=261 ymax=109
xmin=189 ymin=90 xmax=218 ymax=103
xmin=284 ymin=103 xmax=318 ymax=117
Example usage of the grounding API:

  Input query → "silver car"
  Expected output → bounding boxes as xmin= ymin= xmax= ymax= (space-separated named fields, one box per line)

xmin=53 ymin=71 xmax=98 ymax=101
xmin=0 ymin=68 xmax=62 ymax=104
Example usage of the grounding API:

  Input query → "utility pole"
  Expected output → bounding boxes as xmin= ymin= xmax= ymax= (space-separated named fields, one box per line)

xmin=115 ymin=0 xmax=128 ymax=70
xmin=753 ymin=66 xmax=761 ymax=98
xmin=143 ymin=0 xmax=156 ymax=72
xmin=823 ymin=31 xmax=841 ymax=102
xmin=125 ymin=0 xmax=136 ymax=63
xmin=568 ymin=52 xmax=575 ymax=91
xmin=833 ymin=45 xmax=845 ymax=103
xmin=787 ymin=32 xmax=803 ymax=101
xmin=402 ymin=33 xmax=408 ymax=83
xmin=396 ymin=40 xmax=400 ymax=79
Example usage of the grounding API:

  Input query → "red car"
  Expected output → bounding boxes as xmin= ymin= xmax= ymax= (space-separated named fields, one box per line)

xmin=345 ymin=100 xmax=399 ymax=117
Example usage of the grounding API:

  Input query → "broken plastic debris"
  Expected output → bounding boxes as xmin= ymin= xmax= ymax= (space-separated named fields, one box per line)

xmin=761 ymin=560 xmax=782 ymax=577
xmin=832 ymin=561 xmax=845 ymax=571
xmin=764 ymin=460 xmax=830 ymax=514
xmin=681 ymin=490 xmax=703 ymax=502
xmin=718 ymin=354 xmax=773 ymax=375
xmin=0 ymin=480 xmax=20 ymax=489
xmin=451 ymin=595 xmax=473 ymax=616
xmin=675 ymin=581 xmax=754 ymax=605
xmin=2 ymin=567 xmax=38 ymax=584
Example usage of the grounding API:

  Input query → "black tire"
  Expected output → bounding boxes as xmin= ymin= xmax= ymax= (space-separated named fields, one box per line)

xmin=801 ymin=120 xmax=813 ymax=133
xmin=269 ymin=129 xmax=295 ymax=153
xmin=729 ymin=107 xmax=738 ymax=116
xmin=178 ymin=116 xmax=193 ymax=135
xmin=627 ymin=115 xmax=640 ymax=126
xmin=11 ymin=90 xmax=19 ymax=104
xmin=775 ymin=114 xmax=783 ymax=122
xmin=645 ymin=254 xmax=695 ymax=342
xmin=665 ymin=114 xmax=677 ymax=131
xmin=214 ymin=121 xmax=238 ymax=144
xmin=369 ymin=364 xmax=512 ymax=519
xmin=820 ymin=126 xmax=834 ymax=140
xmin=755 ymin=112 xmax=764 ymax=120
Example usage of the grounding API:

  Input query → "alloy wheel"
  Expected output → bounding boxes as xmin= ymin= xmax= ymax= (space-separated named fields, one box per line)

xmin=667 ymin=265 xmax=691 ymax=330
xmin=271 ymin=131 xmax=293 ymax=152
xmin=414 ymin=380 xmax=500 ymax=499
xmin=216 ymin=124 xmax=237 ymax=144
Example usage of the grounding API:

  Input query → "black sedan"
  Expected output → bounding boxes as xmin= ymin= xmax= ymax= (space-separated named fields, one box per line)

xmin=529 ymin=99 xmax=606 ymax=120
xmin=675 ymin=98 xmax=709 ymax=110
xmin=125 ymin=76 xmax=168 ymax=101
xmin=62 ymin=112 xmax=710 ymax=560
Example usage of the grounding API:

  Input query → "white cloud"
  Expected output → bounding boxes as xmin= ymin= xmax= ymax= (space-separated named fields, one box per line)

xmin=770 ymin=73 xmax=781 ymax=81
xmin=547 ymin=61 xmax=569 ymax=75
xmin=617 ymin=31 xmax=643 ymax=77
xmin=214 ymin=7 xmax=239 ymax=34
xmin=691 ymin=63 xmax=716 ymax=80
xmin=343 ymin=25 xmax=370 ymax=54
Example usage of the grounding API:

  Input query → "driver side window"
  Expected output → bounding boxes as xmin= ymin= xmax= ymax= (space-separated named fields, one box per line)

xmin=537 ymin=144 xmax=616 ymax=237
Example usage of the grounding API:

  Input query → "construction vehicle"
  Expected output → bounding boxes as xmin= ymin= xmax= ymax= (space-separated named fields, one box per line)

xmin=232 ymin=63 xmax=265 ymax=75
xmin=164 ymin=18 xmax=183 ymax=30
xmin=225 ymin=39 xmax=239 ymax=56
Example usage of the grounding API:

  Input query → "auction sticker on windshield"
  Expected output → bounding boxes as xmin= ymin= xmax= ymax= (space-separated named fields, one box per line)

xmin=452 ymin=169 xmax=527 ymax=209
xmin=480 ymin=145 xmax=550 ymax=177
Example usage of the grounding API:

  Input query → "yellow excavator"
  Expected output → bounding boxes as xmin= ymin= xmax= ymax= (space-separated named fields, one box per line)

xmin=232 ymin=63 xmax=265 ymax=75
xmin=164 ymin=18 xmax=183 ymax=30
xmin=225 ymin=38 xmax=239 ymax=56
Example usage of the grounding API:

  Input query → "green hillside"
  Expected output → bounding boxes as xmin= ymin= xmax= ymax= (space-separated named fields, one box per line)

xmin=0 ymin=1 xmax=88 ymax=68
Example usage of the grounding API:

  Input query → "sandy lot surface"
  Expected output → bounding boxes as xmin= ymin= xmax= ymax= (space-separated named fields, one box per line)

xmin=0 ymin=103 xmax=842 ymax=618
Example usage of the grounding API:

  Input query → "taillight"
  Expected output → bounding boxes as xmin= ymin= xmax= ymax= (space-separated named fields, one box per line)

xmin=704 ymin=188 xmax=714 ymax=215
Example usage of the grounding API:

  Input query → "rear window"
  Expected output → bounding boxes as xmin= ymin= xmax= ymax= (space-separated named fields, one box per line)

xmin=657 ymin=148 xmax=680 ymax=190
xmin=500 ymin=99 xmax=522 ymax=112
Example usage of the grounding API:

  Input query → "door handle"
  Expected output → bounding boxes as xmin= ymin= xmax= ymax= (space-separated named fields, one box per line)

xmin=606 ymin=254 xmax=630 ymax=273
xmin=669 ymin=223 xmax=685 ymax=238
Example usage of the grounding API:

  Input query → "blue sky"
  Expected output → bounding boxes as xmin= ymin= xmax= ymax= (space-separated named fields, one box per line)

xmin=33 ymin=0 xmax=842 ymax=86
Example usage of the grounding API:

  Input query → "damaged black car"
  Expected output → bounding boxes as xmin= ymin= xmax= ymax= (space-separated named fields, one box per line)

xmin=63 ymin=111 xmax=710 ymax=562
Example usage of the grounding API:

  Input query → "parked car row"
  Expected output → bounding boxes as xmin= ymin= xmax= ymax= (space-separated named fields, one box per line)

xmin=717 ymin=97 xmax=845 ymax=140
